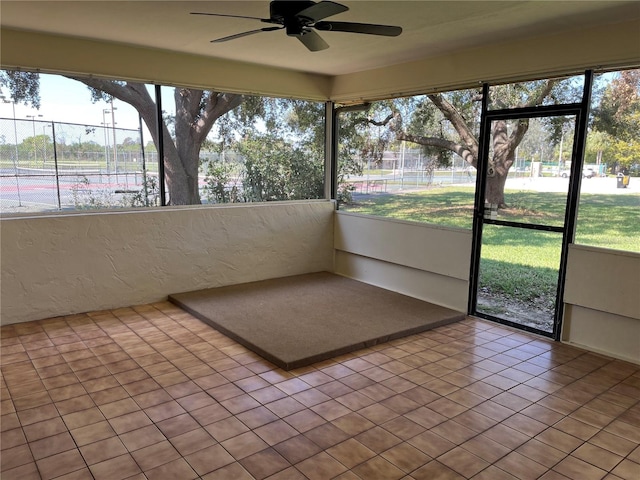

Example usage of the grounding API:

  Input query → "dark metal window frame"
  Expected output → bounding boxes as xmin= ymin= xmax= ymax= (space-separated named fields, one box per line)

xmin=468 ymin=71 xmax=594 ymax=339
xmin=154 ymin=85 xmax=167 ymax=206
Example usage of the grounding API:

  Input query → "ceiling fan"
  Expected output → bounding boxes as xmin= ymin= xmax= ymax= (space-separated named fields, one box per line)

xmin=191 ymin=1 xmax=402 ymax=52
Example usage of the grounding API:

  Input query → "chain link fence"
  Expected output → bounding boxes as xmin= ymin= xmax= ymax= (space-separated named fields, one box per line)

xmin=343 ymin=147 xmax=478 ymax=196
xmin=0 ymin=117 xmax=159 ymax=214
xmin=1 ymin=118 xmax=485 ymax=213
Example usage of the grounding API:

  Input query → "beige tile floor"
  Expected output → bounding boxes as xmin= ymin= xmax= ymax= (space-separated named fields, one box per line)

xmin=1 ymin=302 xmax=639 ymax=480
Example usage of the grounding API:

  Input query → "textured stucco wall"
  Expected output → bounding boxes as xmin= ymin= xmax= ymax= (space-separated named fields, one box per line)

xmin=1 ymin=201 xmax=335 ymax=325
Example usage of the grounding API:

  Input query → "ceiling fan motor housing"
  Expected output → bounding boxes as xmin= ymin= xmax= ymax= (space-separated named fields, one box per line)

xmin=270 ymin=1 xmax=317 ymax=36
xmin=270 ymin=1 xmax=317 ymax=22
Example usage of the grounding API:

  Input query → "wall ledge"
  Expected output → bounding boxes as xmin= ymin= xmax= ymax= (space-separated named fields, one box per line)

xmin=335 ymin=210 xmax=472 ymax=235
xmin=571 ymin=243 xmax=640 ymax=259
xmin=0 ymin=199 xmax=336 ymax=221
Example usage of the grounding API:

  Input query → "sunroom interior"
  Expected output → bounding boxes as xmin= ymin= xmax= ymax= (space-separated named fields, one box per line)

xmin=2 ymin=0 xmax=638 ymax=361
xmin=2 ymin=2 xmax=640 ymax=479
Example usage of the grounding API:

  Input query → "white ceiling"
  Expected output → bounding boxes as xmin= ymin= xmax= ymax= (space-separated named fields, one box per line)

xmin=2 ymin=1 xmax=639 ymax=76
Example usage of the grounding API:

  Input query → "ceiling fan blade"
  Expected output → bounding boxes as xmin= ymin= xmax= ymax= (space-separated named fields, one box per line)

xmin=191 ymin=11 xmax=268 ymax=22
xmin=297 ymin=30 xmax=329 ymax=51
xmin=315 ymin=21 xmax=402 ymax=36
xmin=297 ymin=1 xmax=348 ymax=22
xmin=211 ymin=26 xmax=283 ymax=43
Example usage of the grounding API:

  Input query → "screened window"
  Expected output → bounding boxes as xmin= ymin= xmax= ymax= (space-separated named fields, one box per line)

xmin=575 ymin=69 xmax=640 ymax=253
xmin=488 ymin=75 xmax=585 ymax=110
xmin=336 ymin=89 xmax=481 ymax=229
xmin=0 ymin=70 xmax=325 ymax=214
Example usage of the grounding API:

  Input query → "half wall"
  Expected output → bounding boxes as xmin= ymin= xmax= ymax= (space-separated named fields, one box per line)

xmin=1 ymin=201 xmax=335 ymax=325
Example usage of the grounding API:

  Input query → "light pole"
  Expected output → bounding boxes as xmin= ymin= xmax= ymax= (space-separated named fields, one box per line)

xmin=558 ymin=121 xmax=570 ymax=176
xmin=1 ymin=95 xmax=22 ymax=206
xmin=43 ymin=123 xmax=55 ymax=168
xmin=26 ymin=114 xmax=43 ymax=165
xmin=42 ymin=125 xmax=48 ymax=167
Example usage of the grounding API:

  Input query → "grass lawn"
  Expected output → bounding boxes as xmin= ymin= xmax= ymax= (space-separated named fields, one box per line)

xmin=344 ymin=187 xmax=477 ymax=228
xmin=343 ymin=186 xmax=640 ymax=253
xmin=342 ymin=186 xmax=639 ymax=314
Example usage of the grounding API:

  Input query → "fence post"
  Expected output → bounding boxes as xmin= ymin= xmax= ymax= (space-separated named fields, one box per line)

xmin=52 ymin=122 xmax=62 ymax=209
xmin=400 ymin=141 xmax=405 ymax=188
xmin=10 ymin=108 xmax=23 ymax=207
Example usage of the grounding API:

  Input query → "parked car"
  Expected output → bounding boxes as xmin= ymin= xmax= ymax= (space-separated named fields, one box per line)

xmin=583 ymin=168 xmax=596 ymax=178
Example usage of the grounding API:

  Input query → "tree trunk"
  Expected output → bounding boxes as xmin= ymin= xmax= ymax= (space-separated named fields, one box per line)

xmin=138 ymin=99 xmax=201 ymax=205
xmin=486 ymin=119 xmax=518 ymax=208
xmin=164 ymin=147 xmax=201 ymax=205
xmin=485 ymin=172 xmax=508 ymax=206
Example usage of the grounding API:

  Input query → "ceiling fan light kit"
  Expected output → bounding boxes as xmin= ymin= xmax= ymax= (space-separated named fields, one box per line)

xmin=191 ymin=0 xmax=402 ymax=51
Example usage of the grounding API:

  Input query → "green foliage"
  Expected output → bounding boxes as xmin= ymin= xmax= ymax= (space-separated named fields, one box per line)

xmin=0 ymin=70 xmax=41 ymax=108
xmin=87 ymin=87 xmax=116 ymax=104
xmin=239 ymin=133 xmax=323 ymax=202
xmin=609 ymin=138 xmax=640 ymax=169
xmin=591 ymin=69 xmax=640 ymax=169
xmin=121 ymin=176 xmax=160 ymax=207
xmin=408 ymin=90 xmax=481 ymax=151
xmin=201 ymin=99 xmax=326 ymax=204
xmin=584 ymin=130 xmax=613 ymax=165
xmin=593 ymin=70 xmax=640 ymax=139
xmin=71 ymin=174 xmax=160 ymax=209
xmin=348 ymin=91 xmax=482 ymax=167
xmin=17 ymin=135 xmax=52 ymax=163
xmin=71 ymin=176 xmax=117 ymax=209
xmin=120 ymin=137 xmax=141 ymax=152
xmin=489 ymin=76 xmax=581 ymax=110
xmin=203 ymin=158 xmax=241 ymax=204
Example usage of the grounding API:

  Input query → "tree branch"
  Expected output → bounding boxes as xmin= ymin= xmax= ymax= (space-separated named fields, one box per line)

xmin=506 ymin=79 xmax=556 ymax=150
xmin=526 ymin=79 xmax=556 ymax=107
xmin=396 ymin=131 xmax=477 ymax=167
xmin=367 ymin=113 xmax=395 ymax=127
xmin=427 ymin=93 xmax=479 ymax=160
xmin=198 ymin=92 xmax=243 ymax=144
xmin=65 ymin=76 xmax=166 ymax=148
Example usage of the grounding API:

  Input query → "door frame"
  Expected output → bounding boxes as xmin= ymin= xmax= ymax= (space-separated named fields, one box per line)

xmin=468 ymin=72 xmax=593 ymax=339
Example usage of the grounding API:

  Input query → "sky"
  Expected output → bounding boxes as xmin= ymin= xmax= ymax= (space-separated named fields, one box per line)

xmin=0 ymin=73 xmax=169 ymax=143
xmin=0 ymin=69 xmax=625 ymax=148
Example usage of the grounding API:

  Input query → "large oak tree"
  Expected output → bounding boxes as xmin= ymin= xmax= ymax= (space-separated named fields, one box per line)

xmin=365 ymin=80 xmax=557 ymax=207
xmin=1 ymin=71 xmax=243 ymax=205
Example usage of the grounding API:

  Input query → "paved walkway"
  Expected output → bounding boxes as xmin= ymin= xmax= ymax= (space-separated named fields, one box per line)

xmin=504 ymin=176 xmax=637 ymax=195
